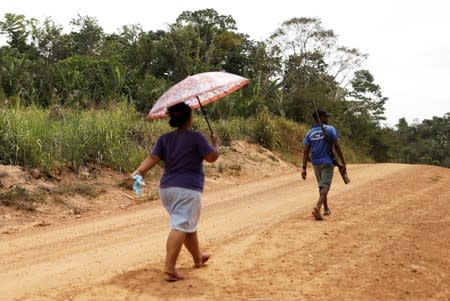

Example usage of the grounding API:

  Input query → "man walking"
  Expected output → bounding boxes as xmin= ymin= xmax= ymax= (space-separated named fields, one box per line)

xmin=301 ymin=109 xmax=347 ymax=220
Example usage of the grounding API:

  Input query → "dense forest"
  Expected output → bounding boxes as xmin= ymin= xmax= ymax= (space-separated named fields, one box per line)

xmin=0 ymin=9 xmax=449 ymax=168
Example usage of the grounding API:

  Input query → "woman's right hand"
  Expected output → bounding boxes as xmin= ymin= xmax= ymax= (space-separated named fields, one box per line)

xmin=211 ymin=134 xmax=220 ymax=148
xmin=205 ymin=134 xmax=220 ymax=163
xmin=210 ymin=134 xmax=220 ymax=150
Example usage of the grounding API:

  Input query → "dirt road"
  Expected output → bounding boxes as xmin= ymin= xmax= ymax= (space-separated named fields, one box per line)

xmin=1 ymin=163 xmax=449 ymax=301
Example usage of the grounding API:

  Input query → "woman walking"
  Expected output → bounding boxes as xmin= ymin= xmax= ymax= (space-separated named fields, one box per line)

xmin=132 ymin=102 xmax=220 ymax=281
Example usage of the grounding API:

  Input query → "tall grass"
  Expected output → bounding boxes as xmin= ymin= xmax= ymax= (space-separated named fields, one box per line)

xmin=0 ymin=103 xmax=169 ymax=173
xmin=1 ymin=103 xmax=361 ymax=174
xmin=0 ymin=107 xmax=53 ymax=169
xmin=194 ymin=108 xmax=307 ymax=164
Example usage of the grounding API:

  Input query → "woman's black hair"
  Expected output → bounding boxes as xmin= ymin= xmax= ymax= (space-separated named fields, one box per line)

xmin=168 ymin=102 xmax=192 ymax=128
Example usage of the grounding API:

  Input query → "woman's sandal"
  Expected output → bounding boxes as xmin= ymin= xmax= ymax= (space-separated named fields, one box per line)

xmin=165 ymin=270 xmax=184 ymax=282
xmin=194 ymin=253 xmax=211 ymax=268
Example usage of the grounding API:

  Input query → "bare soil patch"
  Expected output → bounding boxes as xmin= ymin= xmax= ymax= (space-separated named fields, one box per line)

xmin=0 ymin=141 xmax=449 ymax=300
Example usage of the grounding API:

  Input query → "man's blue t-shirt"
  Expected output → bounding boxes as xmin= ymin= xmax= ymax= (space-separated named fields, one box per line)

xmin=303 ymin=124 xmax=339 ymax=165
xmin=151 ymin=129 xmax=214 ymax=192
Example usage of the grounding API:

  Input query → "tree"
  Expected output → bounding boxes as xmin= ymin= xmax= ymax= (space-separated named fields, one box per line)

xmin=347 ymin=69 xmax=388 ymax=124
xmin=32 ymin=17 xmax=64 ymax=61
xmin=103 ymin=24 xmax=144 ymax=66
xmin=176 ymin=8 xmax=237 ymax=37
xmin=0 ymin=13 xmax=37 ymax=56
xmin=0 ymin=49 xmax=30 ymax=98
xmin=391 ymin=114 xmax=450 ymax=167
xmin=266 ymin=17 xmax=367 ymax=121
xmin=268 ymin=17 xmax=366 ymax=88
xmin=159 ymin=9 xmax=244 ymax=81
xmin=69 ymin=15 xmax=104 ymax=56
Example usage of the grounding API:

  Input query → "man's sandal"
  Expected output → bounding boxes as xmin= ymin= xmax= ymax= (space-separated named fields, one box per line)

xmin=312 ymin=207 xmax=323 ymax=220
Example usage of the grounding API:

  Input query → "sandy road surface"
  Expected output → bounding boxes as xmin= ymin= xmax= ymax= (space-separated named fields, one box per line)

xmin=1 ymin=163 xmax=449 ymax=301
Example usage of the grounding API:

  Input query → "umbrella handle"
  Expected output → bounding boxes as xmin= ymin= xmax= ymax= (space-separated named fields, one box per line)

xmin=197 ymin=96 xmax=214 ymax=136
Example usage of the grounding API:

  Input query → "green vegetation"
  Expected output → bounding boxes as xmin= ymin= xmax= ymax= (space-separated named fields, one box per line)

xmin=0 ymin=9 xmax=449 ymax=170
xmin=391 ymin=116 xmax=450 ymax=167
xmin=0 ymin=104 xmax=320 ymax=172
xmin=54 ymin=182 xmax=105 ymax=198
xmin=0 ymin=103 xmax=161 ymax=172
xmin=0 ymin=185 xmax=44 ymax=210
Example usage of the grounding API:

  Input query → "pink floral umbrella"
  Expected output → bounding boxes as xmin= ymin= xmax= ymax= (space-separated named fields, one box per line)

xmin=147 ymin=71 xmax=249 ymax=134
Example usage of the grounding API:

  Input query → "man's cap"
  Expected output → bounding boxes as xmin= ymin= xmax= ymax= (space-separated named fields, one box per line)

xmin=312 ymin=109 xmax=330 ymax=118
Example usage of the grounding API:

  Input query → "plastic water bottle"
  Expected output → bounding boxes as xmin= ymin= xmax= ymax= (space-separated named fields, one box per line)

xmin=132 ymin=175 xmax=145 ymax=196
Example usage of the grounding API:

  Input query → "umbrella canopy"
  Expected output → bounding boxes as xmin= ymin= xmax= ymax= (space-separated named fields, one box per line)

xmin=147 ymin=71 xmax=249 ymax=120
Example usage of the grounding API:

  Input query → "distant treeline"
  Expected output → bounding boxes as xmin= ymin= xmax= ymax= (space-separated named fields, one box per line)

xmin=0 ymin=9 xmax=448 ymax=167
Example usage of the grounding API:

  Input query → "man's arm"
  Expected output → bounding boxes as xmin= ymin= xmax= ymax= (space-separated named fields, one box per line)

xmin=333 ymin=139 xmax=346 ymax=172
xmin=301 ymin=144 xmax=310 ymax=180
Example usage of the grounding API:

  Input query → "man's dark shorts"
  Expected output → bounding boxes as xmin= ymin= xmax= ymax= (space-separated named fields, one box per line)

xmin=313 ymin=164 xmax=335 ymax=188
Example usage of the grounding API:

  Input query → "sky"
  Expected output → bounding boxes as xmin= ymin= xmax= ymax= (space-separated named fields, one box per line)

xmin=1 ymin=0 xmax=449 ymax=127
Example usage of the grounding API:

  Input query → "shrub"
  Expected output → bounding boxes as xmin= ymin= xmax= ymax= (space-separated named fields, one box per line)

xmin=248 ymin=107 xmax=276 ymax=150
xmin=0 ymin=185 xmax=44 ymax=211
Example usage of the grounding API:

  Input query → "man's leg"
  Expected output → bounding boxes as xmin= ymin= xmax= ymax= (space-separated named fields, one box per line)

xmin=313 ymin=186 xmax=329 ymax=218
xmin=317 ymin=187 xmax=329 ymax=210
xmin=317 ymin=164 xmax=333 ymax=217
xmin=323 ymin=191 xmax=330 ymax=214
xmin=312 ymin=165 xmax=324 ymax=220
